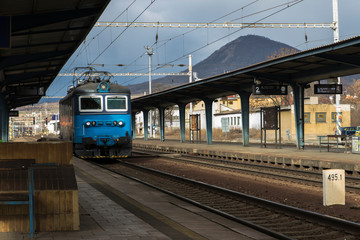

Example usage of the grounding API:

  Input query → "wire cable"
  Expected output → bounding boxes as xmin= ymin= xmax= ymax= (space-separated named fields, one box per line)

xmin=119 ymin=0 xmax=261 ymax=84
xmin=89 ymin=0 xmax=157 ymax=64
xmin=63 ymin=0 xmax=137 ymax=73
xmin=151 ymin=0 xmax=304 ymax=73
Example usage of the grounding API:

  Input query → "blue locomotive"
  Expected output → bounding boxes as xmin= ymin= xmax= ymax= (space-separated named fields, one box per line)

xmin=59 ymin=68 xmax=132 ymax=158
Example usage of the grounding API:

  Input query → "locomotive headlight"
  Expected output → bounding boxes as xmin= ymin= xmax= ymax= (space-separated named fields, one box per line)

xmin=100 ymin=82 xmax=107 ymax=90
xmin=99 ymin=81 xmax=109 ymax=92
xmin=113 ymin=121 xmax=118 ymax=126
xmin=118 ymin=120 xmax=124 ymax=127
xmin=85 ymin=121 xmax=91 ymax=126
xmin=91 ymin=121 xmax=96 ymax=126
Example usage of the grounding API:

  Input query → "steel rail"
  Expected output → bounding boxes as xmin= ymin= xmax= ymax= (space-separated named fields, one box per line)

xmin=132 ymin=148 xmax=360 ymax=192
xmin=89 ymin=158 xmax=360 ymax=239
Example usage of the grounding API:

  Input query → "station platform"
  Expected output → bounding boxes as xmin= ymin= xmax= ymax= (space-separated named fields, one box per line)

xmin=0 ymin=157 xmax=274 ymax=240
xmin=133 ymin=138 xmax=360 ymax=175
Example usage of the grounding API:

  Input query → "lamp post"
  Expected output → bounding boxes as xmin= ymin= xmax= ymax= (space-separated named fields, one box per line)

xmin=333 ymin=0 xmax=341 ymax=135
xmin=145 ymin=46 xmax=154 ymax=137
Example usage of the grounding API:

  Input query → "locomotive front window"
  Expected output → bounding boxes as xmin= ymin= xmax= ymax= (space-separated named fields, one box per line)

xmin=79 ymin=96 xmax=103 ymax=112
xmin=105 ymin=95 xmax=128 ymax=111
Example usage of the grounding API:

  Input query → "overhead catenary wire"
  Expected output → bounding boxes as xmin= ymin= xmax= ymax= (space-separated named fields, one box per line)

xmin=122 ymin=0 xmax=306 ymax=84
xmin=89 ymin=0 xmax=157 ymax=64
xmin=64 ymin=0 xmax=137 ymax=72
xmin=52 ymin=0 xmax=154 ymax=96
xmin=151 ymin=0 xmax=305 ymax=72
xmin=55 ymin=0 xmax=312 ymax=92
xmin=121 ymin=0 xmax=305 ymax=85
xmin=120 ymin=0 xmax=262 ymax=85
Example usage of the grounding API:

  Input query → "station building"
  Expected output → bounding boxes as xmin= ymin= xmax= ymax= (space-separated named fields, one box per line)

xmin=175 ymin=96 xmax=356 ymax=142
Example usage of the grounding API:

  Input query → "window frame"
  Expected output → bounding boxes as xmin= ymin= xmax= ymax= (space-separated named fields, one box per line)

xmin=105 ymin=95 xmax=128 ymax=112
xmin=315 ymin=112 xmax=327 ymax=123
xmin=79 ymin=95 xmax=103 ymax=112
xmin=331 ymin=112 xmax=342 ymax=123
xmin=304 ymin=112 xmax=310 ymax=123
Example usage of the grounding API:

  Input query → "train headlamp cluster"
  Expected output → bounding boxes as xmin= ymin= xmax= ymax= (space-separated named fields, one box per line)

xmin=85 ymin=120 xmax=125 ymax=127
xmin=98 ymin=81 xmax=109 ymax=92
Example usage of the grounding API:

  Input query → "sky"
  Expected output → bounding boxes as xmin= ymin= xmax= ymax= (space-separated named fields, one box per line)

xmin=47 ymin=0 xmax=360 ymax=96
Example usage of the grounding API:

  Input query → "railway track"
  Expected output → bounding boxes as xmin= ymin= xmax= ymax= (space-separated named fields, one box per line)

xmin=90 ymin=157 xmax=360 ymax=240
xmin=132 ymin=147 xmax=360 ymax=193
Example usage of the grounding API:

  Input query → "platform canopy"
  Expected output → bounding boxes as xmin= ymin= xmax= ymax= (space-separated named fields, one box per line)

xmin=0 ymin=0 xmax=110 ymax=109
xmin=131 ymin=36 xmax=360 ymax=112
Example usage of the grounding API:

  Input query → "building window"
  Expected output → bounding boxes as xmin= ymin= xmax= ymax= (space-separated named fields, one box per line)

xmin=230 ymin=117 xmax=233 ymax=125
xmin=304 ymin=112 xmax=310 ymax=123
xmin=229 ymin=101 xmax=233 ymax=105
xmin=237 ymin=117 xmax=241 ymax=125
xmin=316 ymin=112 xmax=326 ymax=123
xmin=331 ymin=112 xmax=342 ymax=123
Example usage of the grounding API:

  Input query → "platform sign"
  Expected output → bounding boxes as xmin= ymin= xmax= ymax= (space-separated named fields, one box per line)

xmin=323 ymin=169 xmax=345 ymax=206
xmin=252 ymin=85 xmax=288 ymax=95
xmin=314 ymin=84 xmax=342 ymax=94
xmin=0 ymin=16 xmax=11 ymax=48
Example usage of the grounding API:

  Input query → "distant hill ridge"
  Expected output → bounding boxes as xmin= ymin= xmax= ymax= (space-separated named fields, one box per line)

xmin=129 ymin=35 xmax=298 ymax=94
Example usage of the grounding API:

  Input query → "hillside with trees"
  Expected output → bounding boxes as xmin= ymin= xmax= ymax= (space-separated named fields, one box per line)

xmin=129 ymin=35 xmax=298 ymax=94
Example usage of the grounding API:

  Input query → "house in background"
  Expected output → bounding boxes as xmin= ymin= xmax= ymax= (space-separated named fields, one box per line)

xmin=189 ymin=96 xmax=354 ymax=141
xmin=135 ymin=95 xmax=356 ymax=141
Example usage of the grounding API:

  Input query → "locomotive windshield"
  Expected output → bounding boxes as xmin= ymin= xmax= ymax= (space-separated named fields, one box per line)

xmin=79 ymin=96 xmax=103 ymax=112
xmin=105 ymin=95 xmax=128 ymax=111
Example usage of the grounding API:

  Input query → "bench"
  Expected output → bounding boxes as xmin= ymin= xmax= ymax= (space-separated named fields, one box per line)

xmin=0 ymin=159 xmax=35 ymax=238
xmin=318 ymin=135 xmax=351 ymax=152
xmin=0 ymin=160 xmax=57 ymax=239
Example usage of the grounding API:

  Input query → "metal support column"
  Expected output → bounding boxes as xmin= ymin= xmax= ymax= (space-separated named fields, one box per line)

xmin=131 ymin=112 xmax=136 ymax=139
xmin=142 ymin=110 xmax=149 ymax=141
xmin=158 ymin=107 xmax=165 ymax=142
xmin=239 ymin=92 xmax=251 ymax=146
xmin=0 ymin=96 xmax=9 ymax=142
xmin=292 ymin=84 xmax=305 ymax=149
xmin=203 ymin=98 xmax=213 ymax=144
xmin=178 ymin=103 xmax=186 ymax=143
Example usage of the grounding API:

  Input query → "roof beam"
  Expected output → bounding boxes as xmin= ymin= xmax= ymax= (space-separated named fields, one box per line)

xmin=317 ymin=53 xmax=360 ymax=67
xmin=4 ymin=70 xmax=59 ymax=85
xmin=12 ymin=8 xmax=99 ymax=32
xmin=13 ymin=40 xmax=78 ymax=49
xmin=12 ymin=26 xmax=89 ymax=36
xmin=202 ymin=82 xmax=253 ymax=93
xmin=290 ymin=64 xmax=356 ymax=83
xmin=247 ymin=72 xmax=291 ymax=84
xmin=5 ymin=64 xmax=64 ymax=73
xmin=0 ymin=50 xmax=72 ymax=69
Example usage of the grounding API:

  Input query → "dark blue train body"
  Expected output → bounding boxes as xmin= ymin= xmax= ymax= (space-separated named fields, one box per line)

xmin=59 ymin=70 xmax=132 ymax=158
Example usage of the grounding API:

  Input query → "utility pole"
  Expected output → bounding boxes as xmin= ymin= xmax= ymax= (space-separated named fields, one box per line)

xmin=189 ymin=54 xmax=193 ymax=114
xmin=145 ymin=46 xmax=154 ymax=137
xmin=333 ymin=0 xmax=341 ymax=135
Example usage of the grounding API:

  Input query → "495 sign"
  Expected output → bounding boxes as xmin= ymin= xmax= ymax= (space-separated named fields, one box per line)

xmin=327 ymin=173 xmax=343 ymax=181
xmin=323 ymin=169 xmax=345 ymax=206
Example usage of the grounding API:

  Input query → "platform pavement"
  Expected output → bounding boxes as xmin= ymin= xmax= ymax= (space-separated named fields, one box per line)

xmin=132 ymin=138 xmax=360 ymax=174
xmin=0 ymin=157 xmax=274 ymax=240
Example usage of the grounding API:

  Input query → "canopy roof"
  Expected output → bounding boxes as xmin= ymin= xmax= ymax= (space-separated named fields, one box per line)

xmin=0 ymin=0 xmax=110 ymax=109
xmin=132 ymin=36 xmax=360 ymax=112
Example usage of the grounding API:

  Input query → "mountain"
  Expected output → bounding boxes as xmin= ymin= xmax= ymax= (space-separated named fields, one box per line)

xmin=129 ymin=35 xmax=298 ymax=95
